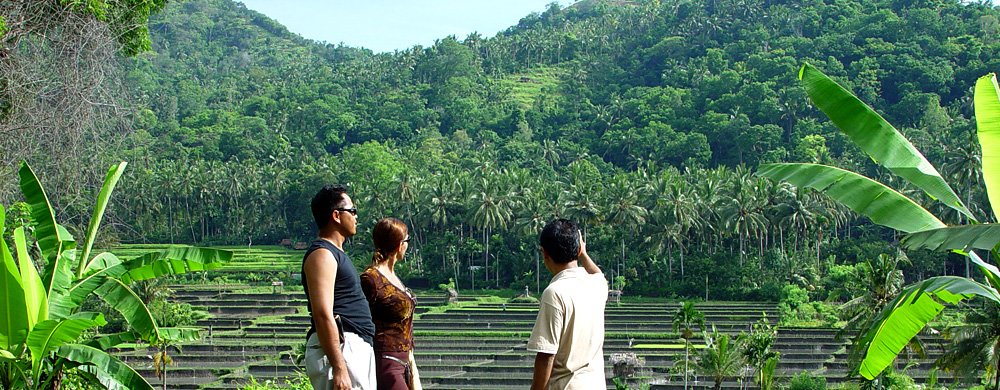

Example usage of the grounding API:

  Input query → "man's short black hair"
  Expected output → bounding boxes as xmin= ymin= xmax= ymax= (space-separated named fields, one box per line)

xmin=540 ymin=218 xmax=581 ymax=264
xmin=311 ymin=184 xmax=349 ymax=229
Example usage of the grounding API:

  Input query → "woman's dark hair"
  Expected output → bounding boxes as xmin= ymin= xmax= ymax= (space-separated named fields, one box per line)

xmin=539 ymin=218 xmax=580 ymax=264
xmin=311 ymin=184 xmax=349 ymax=229
xmin=372 ymin=217 xmax=408 ymax=265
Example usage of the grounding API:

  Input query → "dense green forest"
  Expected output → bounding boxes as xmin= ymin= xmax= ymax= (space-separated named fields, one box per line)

xmin=5 ymin=0 xmax=1000 ymax=299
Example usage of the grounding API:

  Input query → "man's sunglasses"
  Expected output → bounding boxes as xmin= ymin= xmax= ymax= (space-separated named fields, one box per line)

xmin=334 ymin=207 xmax=358 ymax=216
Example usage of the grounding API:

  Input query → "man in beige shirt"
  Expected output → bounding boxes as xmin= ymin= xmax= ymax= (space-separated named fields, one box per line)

xmin=528 ymin=219 xmax=608 ymax=390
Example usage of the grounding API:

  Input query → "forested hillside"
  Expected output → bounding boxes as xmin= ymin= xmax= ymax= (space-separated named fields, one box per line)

xmin=19 ymin=0 xmax=1000 ymax=298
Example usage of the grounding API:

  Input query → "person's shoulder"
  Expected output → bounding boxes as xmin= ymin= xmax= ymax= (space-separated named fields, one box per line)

xmin=360 ymin=266 xmax=374 ymax=278
xmin=304 ymin=245 xmax=335 ymax=264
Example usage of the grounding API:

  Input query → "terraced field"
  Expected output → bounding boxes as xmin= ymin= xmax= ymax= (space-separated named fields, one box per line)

xmin=110 ymin=284 xmax=955 ymax=389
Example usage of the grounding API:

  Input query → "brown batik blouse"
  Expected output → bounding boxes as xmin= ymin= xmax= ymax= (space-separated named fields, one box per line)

xmin=360 ymin=267 xmax=416 ymax=353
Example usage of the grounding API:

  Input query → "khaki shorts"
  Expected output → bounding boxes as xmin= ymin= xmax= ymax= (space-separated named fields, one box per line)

xmin=305 ymin=332 xmax=376 ymax=390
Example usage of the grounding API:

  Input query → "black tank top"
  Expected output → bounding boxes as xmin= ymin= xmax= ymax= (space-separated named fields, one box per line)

xmin=302 ymin=239 xmax=375 ymax=346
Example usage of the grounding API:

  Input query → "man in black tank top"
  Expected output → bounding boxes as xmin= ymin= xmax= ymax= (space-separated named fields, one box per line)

xmin=302 ymin=185 xmax=376 ymax=390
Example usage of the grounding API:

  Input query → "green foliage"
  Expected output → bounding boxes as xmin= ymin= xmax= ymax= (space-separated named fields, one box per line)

xmin=1 ymin=202 xmax=30 ymax=241
xmin=147 ymin=299 xmax=207 ymax=328
xmin=242 ymin=374 xmax=312 ymax=390
xmin=613 ymin=275 xmax=626 ymax=291
xmin=697 ymin=329 xmax=744 ymax=390
xmin=438 ymin=278 xmax=455 ymax=292
xmin=779 ymin=284 xmax=837 ymax=327
xmin=12 ymin=0 xmax=1000 ymax=316
xmin=760 ymin=65 xmax=1000 ymax=383
xmin=741 ymin=315 xmax=779 ymax=389
xmin=936 ymin=303 xmax=1000 ymax=387
xmin=788 ymin=371 xmax=827 ymax=390
xmin=60 ymin=0 xmax=168 ymax=55
xmin=0 ymin=162 xmax=229 ymax=390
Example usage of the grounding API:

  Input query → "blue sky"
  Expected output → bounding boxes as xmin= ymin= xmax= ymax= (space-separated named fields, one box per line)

xmin=238 ymin=1 xmax=578 ymax=53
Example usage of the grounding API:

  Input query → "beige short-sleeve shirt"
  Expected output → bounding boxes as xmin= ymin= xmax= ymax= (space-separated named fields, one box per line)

xmin=527 ymin=267 xmax=609 ymax=390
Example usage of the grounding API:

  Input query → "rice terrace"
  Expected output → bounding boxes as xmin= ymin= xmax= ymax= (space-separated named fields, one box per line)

xmin=102 ymin=245 xmax=960 ymax=390
xmin=4 ymin=0 xmax=1000 ymax=389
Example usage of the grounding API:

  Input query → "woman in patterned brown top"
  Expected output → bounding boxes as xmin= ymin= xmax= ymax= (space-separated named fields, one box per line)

xmin=360 ymin=218 xmax=421 ymax=390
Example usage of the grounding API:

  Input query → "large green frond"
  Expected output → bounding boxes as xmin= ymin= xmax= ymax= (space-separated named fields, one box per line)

xmin=974 ymin=73 xmax=1000 ymax=220
xmin=27 ymin=313 xmax=105 ymax=380
xmin=56 ymin=343 xmax=154 ymax=390
xmin=901 ymin=225 xmax=1000 ymax=252
xmin=0 ymin=214 xmax=28 ymax=351
xmin=18 ymin=163 xmax=76 ymax=268
xmin=13 ymin=227 xmax=47 ymax=330
xmin=79 ymin=162 xmax=127 ymax=278
xmin=115 ymin=246 xmax=231 ymax=284
xmin=799 ymin=64 xmax=973 ymax=221
xmin=857 ymin=276 xmax=1000 ymax=379
xmin=756 ymin=163 xmax=945 ymax=233
xmin=96 ymin=278 xmax=159 ymax=342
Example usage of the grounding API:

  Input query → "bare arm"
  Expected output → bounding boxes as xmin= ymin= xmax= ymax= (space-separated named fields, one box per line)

xmin=530 ymin=352 xmax=555 ymax=390
xmin=578 ymin=235 xmax=601 ymax=275
xmin=304 ymin=250 xmax=351 ymax=390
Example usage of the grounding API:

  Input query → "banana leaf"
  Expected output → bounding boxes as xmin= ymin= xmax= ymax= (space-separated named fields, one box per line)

xmin=0 ymin=210 xmax=28 ymax=350
xmin=44 ymin=237 xmax=76 ymax=301
xmin=857 ymin=276 xmax=1000 ymax=379
xmin=79 ymin=162 xmax=127 ymax=278
xmin=116 ymin=246 xmax=231 ymax=284
xmin=90 ymin=331 xmax=141 ymax=350
xmin=969 ymin=251 xmax=1000 ymax=293
xmin=756 ymin=163 xmax=945 ymax=233
xmin=158 ymin=327 xmax=201 ymax=344
xmin=50 ymin=254 xmax=121 ymax=320
xmin=84 ymin=252 xmax=123 ymax=275
xmin=975 ymin=73 xmax=1000 ymax=220
xmin=56 ymin=343 xmax=154 ymax=390
xmin=901 ymin=224 xmax=1000 ymax=252
xmin=27 ymin=313 xmax=105 ymax=380
xmin=18 ymin=163 xmax=75 ymax=268
xmin=14 ymin=227 xmax=47 ymax=329
xmin=95 ymin=278 xmax=159 ymax=342
xmin=799 ymin=64 xmax=973 ymax=221
xmin=48 ymin=272 xmax=106 ymax=321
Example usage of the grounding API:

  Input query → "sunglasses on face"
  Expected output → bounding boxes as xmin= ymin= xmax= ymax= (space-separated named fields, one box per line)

xmin=334 ymin=207 xmax=358 ymax=216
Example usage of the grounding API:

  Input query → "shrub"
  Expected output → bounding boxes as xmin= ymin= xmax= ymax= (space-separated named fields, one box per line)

xmin=788 ymin=371 xmax=827 ymax=390
xmin=242 ymin=374 xmax=311 ymax=390
xmin=149 ymin=299 xmax=209 ymax=328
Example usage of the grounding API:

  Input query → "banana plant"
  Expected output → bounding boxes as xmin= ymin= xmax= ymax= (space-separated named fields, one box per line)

xmin=757 ymin=64 xmax=1000 ymax=387
xmin=0 ymin=162 xmax=230 ymax=389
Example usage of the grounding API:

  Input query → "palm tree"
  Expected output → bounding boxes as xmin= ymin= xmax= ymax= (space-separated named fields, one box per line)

xmin=723 ymin=177 xmax=766 ymax=267
xmin=604 ymin=175 xmax=648 ymax=282
xmin=659 ymin=178 xmax=699 ymax=277
xmin=516 ymin=193 xmax=551 ymax=294
xmin=936 ymin=303 xmax=1000 ymax=388
xmin=698 ymin=330 xmax=745 ymax=390
xmin=776 ymin=187 xmax=817 ymax=253
xmin=541 ymin=139 xmax=561 ymax=168
xmin=690 ymin=167 xmax=724 ymax=254
xmin=563 ymin=187 xmax=601 ymax=238
xmin=426 ymin=174 xmax=458 ymax=230
xmin=471 ymin=176 xmax=512 ymax=288
xmin=673 ymin=302 xmax=705 ymax=390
